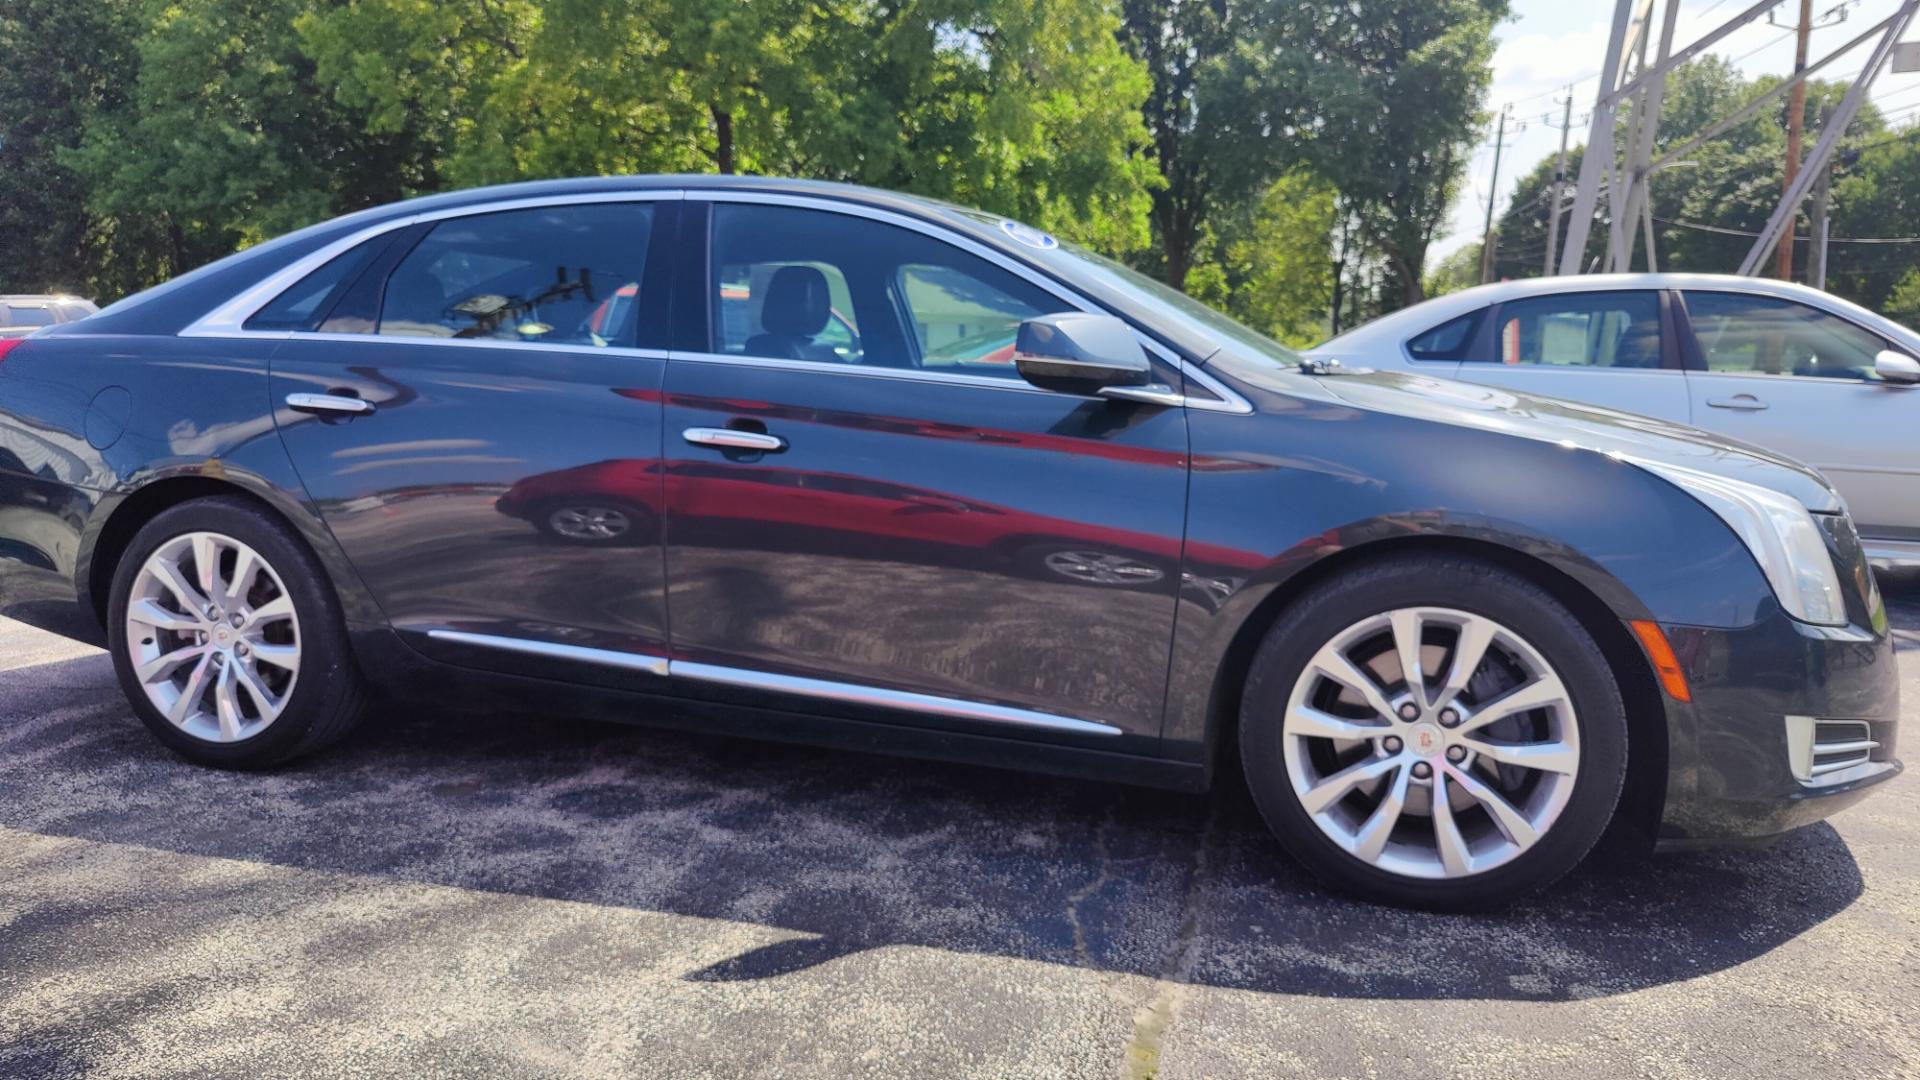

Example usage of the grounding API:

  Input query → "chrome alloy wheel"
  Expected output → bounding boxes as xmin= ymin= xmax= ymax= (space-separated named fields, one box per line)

xmin=1282 ymin=607 xmax=1579 ymax=879
xmin=123 ymin=532 xmax=301 ymax=743
xmin=548 ymin=504 xmax=633 ymax=541
xmin=1042 ymin=550 xmax=1165 ymax=585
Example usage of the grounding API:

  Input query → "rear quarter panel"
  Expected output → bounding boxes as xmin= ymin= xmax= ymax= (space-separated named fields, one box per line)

xmin=0 ymin=333 xmax=382 ymax=641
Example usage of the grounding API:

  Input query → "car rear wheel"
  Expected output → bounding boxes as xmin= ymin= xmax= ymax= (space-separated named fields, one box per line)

xmin=1240 ymin=555 xmax=1628 ymax=910
xmin=107 ymin=496 xmax=368 ymax=767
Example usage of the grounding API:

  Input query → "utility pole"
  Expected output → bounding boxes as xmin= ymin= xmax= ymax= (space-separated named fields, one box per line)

xmin=1776 ymin=0 xmax=1814 ymax=280
xmin=1545 ymin=91 xmax=1574 ymax=276
xmin=1809 ymin=104 xmax=1835 ymax=290
xmin=1480 ymin=107 xmax=1510 ymax=284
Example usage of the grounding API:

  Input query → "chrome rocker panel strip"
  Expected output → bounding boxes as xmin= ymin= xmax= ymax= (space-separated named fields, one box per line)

xmin=427 ymin=629 xmax=672 ymax=678
xmin=425 ymin=630 xmax=1122 ymax=737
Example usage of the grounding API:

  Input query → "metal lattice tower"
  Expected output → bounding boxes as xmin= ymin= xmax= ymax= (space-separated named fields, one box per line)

xmin=1556 ymin=0 xmax=1920 ymax=278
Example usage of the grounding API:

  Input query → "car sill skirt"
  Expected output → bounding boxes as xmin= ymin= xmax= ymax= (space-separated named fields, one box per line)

xmin=424 ymin=628 xmax=1123 ymax=738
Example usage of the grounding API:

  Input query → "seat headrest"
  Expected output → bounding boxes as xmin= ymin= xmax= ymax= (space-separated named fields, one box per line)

xmin=759 ymin=265 xmax=831 ymax=338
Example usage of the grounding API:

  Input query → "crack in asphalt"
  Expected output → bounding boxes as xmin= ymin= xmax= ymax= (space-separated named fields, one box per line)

xmin=1117 ymin=797 xmax=1222 ymax=1080
xmin=1065 ymin=806 xmax=1116 ymax=969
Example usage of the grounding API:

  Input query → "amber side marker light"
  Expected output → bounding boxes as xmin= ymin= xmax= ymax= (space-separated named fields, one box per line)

xmin=1630 ymin=619 xmax=1692 ymax=703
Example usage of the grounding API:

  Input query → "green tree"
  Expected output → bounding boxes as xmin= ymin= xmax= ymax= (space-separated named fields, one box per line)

xmin=1425 ymin=243 xmax=1482 ymax=298
xmin=65 ymin=0 xmax=435 ymax=289
xmin=1299 ymin=0 xmax=1506 ymax=311
xmin=1183 ymin=171 xmax=1336 ymax=345
xmin=0 ymin=0 xmax=144 ymax=295
xmin=1119 ymin=0 xmax=1504 ymax=309
xmin=298 ymin=0 xmax=1159 ymax=249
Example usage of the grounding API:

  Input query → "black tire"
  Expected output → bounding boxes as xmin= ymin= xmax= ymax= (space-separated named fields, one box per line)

xmin=107 ymin=495 xmax=369 ymax=768
xmin=1239 ymin=555 xmax=1628 ymax=911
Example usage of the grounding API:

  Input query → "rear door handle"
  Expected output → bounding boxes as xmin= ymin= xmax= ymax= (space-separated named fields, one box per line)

xmin=683 ymin=427 xmax=787 ymax=452
xmin=286 ymin=393 xmax=376 ymax=417
xmin=1706 ymin=395 xmax=1769 ymax=411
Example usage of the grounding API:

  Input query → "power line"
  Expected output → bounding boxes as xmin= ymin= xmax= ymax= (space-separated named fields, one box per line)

xmin=1654 ymin=215 xmax=1920 ymax=243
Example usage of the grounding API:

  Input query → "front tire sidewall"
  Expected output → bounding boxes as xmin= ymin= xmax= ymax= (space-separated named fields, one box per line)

xmin=1240 ymin=559 xmax=1629 ymax=911
xmin=107 ymin=497 xmax=358 ymax=768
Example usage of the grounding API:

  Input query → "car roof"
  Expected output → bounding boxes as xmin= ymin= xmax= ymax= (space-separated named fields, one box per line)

xmin=74 ymin=175 xmax=1053 ymax=338
xmin=1315 ymin=272 xmax=1920 ymax=356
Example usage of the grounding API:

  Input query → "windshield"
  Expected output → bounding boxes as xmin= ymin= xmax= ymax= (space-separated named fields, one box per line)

xmin=942 ymin=207 xmax=1304 ymax=369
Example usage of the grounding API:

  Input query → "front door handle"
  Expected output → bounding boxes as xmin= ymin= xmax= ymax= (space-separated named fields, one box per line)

xmin=1706 ymin=395 xmax=1769 ymax=411
xmin=683 ymin=427 xmax=787 ymax=452
xmin=286 ymin=392 xmax=376 ymax=417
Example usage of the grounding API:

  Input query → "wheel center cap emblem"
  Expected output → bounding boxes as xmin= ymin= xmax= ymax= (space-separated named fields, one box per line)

xmin=1409 ymin=723 xmax=1443 ymax=757
xmin=215 ymin=628 xmax=232 ymax=644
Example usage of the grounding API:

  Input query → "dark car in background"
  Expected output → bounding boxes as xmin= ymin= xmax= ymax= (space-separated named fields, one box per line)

xmin=0 ymin=294 xmax=96 ymax=339
xmin=0 ymin=176 xmax=1899 ymax=909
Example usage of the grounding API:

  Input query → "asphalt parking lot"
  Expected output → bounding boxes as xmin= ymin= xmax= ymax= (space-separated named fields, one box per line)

xmin=1 ymin=574 xmax=1916 ymax=1080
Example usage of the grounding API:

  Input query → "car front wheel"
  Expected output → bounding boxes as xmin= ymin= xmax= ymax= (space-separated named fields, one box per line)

xmin=107 ymin=495 xmax=368 ymax=768
xmin=1240 ymin=555 xmax=1628 ymax=910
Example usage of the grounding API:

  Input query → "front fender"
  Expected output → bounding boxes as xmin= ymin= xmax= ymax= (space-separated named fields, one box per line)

xmin=1163 ymin=392 xmax=1776 ymax=757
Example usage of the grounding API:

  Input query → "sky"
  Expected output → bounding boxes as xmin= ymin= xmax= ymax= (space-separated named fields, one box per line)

xmin=1431 ymin=0 xmax=1920 ymax=263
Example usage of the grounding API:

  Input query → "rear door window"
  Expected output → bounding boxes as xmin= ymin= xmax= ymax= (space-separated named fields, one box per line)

xmin=4 ymin=305 xmax=54 ymax=329
xmin=1480 ymin=292 xmax=1663 ymax=368
xmin=379 ymin=204 xmax=655 ymax=347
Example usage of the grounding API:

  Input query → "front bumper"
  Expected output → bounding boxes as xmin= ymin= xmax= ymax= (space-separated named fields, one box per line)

xmin=1653 ymin=604 xmax=1901 ymax=844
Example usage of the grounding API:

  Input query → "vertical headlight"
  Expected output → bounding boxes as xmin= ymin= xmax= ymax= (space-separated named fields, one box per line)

xmin=1634 ymin=460 xmax=1848 ymax=627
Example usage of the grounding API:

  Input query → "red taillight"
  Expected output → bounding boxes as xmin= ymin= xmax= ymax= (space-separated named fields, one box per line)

xmin=0 ymin=339 xmax=26 ymax=364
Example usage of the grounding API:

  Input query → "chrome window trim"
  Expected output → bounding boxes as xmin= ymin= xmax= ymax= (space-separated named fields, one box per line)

xmin=229 ymin=327 xmax=672 ymax=363
xmin=178 ymin=184 xmax=1252 ymax=414
xmin=427 ymin=629 xmax=671 ymax=677
xmin=671 ymin=349 xmax=1061 ymax=396
xmin=693 ymin=191 xmax=1254 ymax=414
xmin=425 ymin=628 xmax=1122 ymax=737
xmin=671 ymin=661 xmax=1123 ymax=737
xmin=180 ymin=190 xmax=687 ymax=340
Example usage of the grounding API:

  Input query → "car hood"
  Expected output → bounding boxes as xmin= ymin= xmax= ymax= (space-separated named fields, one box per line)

xmin=1305 ymin=368 xmax=1843 ymax=513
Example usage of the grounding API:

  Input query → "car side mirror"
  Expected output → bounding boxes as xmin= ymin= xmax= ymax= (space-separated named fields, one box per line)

xmin=1014 ymin=313 xmax=1153 ymax=396
xmin=1875 ymin=349 xmax=1920 ymax=385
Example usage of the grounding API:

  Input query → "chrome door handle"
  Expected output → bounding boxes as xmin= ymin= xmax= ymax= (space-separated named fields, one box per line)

xmin=683 ymin=426 xmax=787 ymax=452
xmin=1706 ymin=396 xmax=1768 ymax=411
xmin=286 ymin=393 xmax=376 ymax=416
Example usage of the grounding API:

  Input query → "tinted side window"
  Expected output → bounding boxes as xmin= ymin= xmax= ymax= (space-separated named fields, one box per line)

xmin=710 ymin=204 xmax=1067 ymax=378
xmin=246 ymin=239 xmax=387 ymax=332
xmin=5 ymin=305 xmax=54 ymax=329
xmin=380 ymin=204 xmax=654 ymax=346
xmin=1682 ymin=291 xmax=1888 ymax=381
xmin=1478 ymin=291 xmax=1662 ymax=368
xmin=1406 ymin=311 xmax=1481 ymax=361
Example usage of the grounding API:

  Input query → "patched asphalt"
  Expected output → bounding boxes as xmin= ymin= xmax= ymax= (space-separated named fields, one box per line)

xmin=1 ymin=574 xmax=1916 ymax=1079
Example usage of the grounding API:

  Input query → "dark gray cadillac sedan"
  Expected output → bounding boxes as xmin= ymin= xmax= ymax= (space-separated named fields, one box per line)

xmin=0 ymin=176 xmax=1898 ymax=908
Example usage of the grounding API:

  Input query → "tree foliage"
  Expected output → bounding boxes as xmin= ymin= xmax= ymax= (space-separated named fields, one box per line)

xmin=1 ymin=0 xmax=1511 ymax=346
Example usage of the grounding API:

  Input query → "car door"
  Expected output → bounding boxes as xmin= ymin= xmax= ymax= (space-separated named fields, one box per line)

xmin=659 ymin=198 xmax=1189 ymax=744
xmin=1676 ymin=289 xmax=1920 ymax=544
xmin=268 ymin=195 xmax=680 ymax=686
xmin=1445 ymin=290 xmax=1693 ymax=422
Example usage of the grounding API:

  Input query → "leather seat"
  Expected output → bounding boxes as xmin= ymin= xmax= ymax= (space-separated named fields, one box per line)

xmin=745 ymin=266 xmax=833 ymax=360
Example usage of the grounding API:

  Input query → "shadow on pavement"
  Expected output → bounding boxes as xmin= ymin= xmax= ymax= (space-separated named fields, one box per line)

xmin=0 ymin=643 xmax=1869 ymax=1003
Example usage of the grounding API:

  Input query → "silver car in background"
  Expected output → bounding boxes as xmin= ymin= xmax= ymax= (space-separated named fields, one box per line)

xmin=0 ymin=295 xmax=98 ymax=339
xmin=1311 ymin=274 xmax=1920 ymax=564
